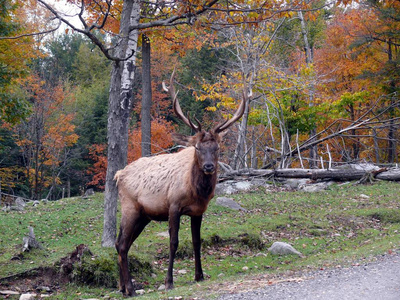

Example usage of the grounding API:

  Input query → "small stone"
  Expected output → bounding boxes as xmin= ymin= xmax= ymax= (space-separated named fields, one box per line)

xmin=178 ymin=269 xmax=187 ymax=274
xmin=36 ymin=286 xmax=51 ymax=292
xmin=215 ymin=197 xmax=247 ymax=211
xmin=135 ymin=289 xmax=145 ymax=295
xmin=158 ymin=284 xmax=166 ymax=291
xmin=19 ymin=294 xmax=36 ymax=300
xmin=360 ymin=194 xmax=370 ymax=199
xmin=156 ymin=231 xmax=169 ymax=238
xmin=234 ymin=181 xmax=252 ymax=191
xmin=268 ymin=241 xmax=304 ymax=257
xmin=15 ymin=197 xmax=26 ymax=209
xmin=242 ymin=266 xmax=249 ymax=271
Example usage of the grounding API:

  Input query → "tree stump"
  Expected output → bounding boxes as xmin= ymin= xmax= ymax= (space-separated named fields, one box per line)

xmin=22 ymin=226 xmax=42 ymax=252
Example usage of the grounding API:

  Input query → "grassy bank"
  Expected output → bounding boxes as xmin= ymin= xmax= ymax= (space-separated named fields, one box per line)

xmin=1 ymin=180 xmax=400 ymax=299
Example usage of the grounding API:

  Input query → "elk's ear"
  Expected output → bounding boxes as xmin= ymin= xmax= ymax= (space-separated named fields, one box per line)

xmin=172 ymin=133 xmax=194 ymax=147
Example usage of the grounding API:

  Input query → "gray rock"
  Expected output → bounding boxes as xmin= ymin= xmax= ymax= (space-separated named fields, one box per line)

xmin=301 ymin=181 xmax=334 ymax=192
xmin=83 ymin=188 xmax=95 ymax=198
xmin=158 ymin=284 xmax=166 ymax=291
xmin=215 ymin=197 xmax=247 ymax=211
xmin=268 ymin=242 xmax=303 ymax=257
xmin=135 ymin=289 xmax=145 ymax=295
xmin=19 ymin=294 xmax=36 ymax=300
xmin=234 ymin=181 xmax=252 ymax=191
xmin=15 ymin=197 xmax=26 ymax=210
xmin=283 ymin=179 xmax=310 ymax=189
xmin=10 ymin=205 xmax=24 ymax=211
xmin=215 ymin=182 xmax=237 ymax=195
xmin=36 ymin=286 xmax=51 ymax=292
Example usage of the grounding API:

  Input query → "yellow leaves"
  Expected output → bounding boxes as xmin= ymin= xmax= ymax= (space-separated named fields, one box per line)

xmin=206 ymin=106 xmax=217 ymax=112
xmin=299 ymin=63 xmax=316 ymax=78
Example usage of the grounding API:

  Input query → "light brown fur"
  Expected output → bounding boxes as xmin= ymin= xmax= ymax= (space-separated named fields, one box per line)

xmin=115 ymin=146 xmax=211 ymax=220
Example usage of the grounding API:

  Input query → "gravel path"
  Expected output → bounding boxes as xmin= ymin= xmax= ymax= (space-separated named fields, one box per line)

xmin=218 ymin=254 xmax=400 ymax=300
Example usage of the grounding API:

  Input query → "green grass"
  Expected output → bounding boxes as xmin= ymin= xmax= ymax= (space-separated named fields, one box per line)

xmin=1 ymin=181 xmax=400 ymax=299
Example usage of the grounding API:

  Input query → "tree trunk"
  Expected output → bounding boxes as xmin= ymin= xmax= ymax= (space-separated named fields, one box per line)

xmin=298 ymin=10 xmax=317 ymax=168
xmin=141 ymin=34 xmax=152 ymax=157
xmin=233 ymin=95 xmax=250 ymax=169
xmin=102 ymin=0 xmax=141 ymax=248
xmin=372 ymin=128 xmax=380 ymax=163
xmin=387 ymin=40 xmax=397 ymax=163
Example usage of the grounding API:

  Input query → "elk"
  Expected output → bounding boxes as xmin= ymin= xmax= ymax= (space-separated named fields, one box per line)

xmin=114 ymin=71 xmax=249 ymax=296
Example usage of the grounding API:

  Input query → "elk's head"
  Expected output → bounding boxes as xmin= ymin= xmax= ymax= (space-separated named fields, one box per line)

xmin=163 ymin=70 xmax=250 ymax=175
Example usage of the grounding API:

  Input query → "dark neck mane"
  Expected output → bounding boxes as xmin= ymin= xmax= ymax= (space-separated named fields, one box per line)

xmin=191 ymin=163 xmax=217 ymax=201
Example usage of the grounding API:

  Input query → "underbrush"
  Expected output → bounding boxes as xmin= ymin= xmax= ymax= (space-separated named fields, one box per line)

xmin=1 ymin=180 xmax=400 ymax=299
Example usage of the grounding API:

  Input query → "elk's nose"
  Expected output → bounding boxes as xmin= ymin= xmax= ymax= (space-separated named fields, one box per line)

xmin=203 ymin=163 xmax=215 ymax=175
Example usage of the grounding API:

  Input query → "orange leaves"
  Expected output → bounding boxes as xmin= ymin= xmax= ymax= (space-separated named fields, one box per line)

xmin=87 ymin=144 xmax=108 ymax=190
xmin=86 ymin=119 xmax=175 ymax=190
xmin=9 ymin=73 xmax=79 ymax=196
xmin=128 ymin=118 xmax=175 ymax=163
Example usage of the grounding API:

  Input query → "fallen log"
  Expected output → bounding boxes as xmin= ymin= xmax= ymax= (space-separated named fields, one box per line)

xmin=219 ymin=167 xmax=400 ymax=182
xmin=376 ymin=168 xmax=400 ymax=181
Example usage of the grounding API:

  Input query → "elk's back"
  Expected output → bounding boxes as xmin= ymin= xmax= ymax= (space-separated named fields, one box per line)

xmin=115 ymin=147 xmax=195 ymax=219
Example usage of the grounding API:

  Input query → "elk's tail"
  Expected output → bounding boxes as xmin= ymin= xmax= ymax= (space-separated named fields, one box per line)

xmin=114 ymin=170 xmax=122 ymax=186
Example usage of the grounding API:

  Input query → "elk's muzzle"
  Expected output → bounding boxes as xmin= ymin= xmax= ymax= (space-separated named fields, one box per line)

xmin=203 ymin=163 xmax=215 ymax=175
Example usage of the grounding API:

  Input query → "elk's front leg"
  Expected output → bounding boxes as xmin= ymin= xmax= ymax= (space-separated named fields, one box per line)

xmin=166 ymin=208 xmax=181 ymax=290
xmin=191 ymin=215 xmax=204 ymax=282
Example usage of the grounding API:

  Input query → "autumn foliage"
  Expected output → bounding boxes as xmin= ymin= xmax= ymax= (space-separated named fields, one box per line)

xmin=1 ymin=0 xmax=399 ymax=197
xmin=87 ymin=118 xmax=175 ymax=190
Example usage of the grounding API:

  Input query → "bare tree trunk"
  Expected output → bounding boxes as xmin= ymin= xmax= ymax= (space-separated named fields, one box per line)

xmin=141 ymin=34 xmax=152 ymax=157
xmin=102 ymin=0 xmax=141 ymax=248
xmin=251 ymin=128 xmax=258 ymax=168
xmin=233 ymin=95 xmax=250 ymax=169
xmin=387 ymin=40 xmax=397 ymax=163
xmin=373 ymin=128 xmax=380 ymax=164
xmin=298 ymin=10 xmax=317 ymax=168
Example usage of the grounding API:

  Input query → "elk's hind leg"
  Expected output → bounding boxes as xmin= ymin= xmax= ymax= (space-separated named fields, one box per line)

xmin=116 ymin=212 xmax=150 ymax=296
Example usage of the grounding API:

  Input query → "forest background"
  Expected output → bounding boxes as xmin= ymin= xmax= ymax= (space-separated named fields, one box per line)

xmin=0 ymin=0 xmax=399 ymax=202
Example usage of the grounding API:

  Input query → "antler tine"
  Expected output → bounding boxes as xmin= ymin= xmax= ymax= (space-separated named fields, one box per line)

xmin=213 ymin=87 xmax=250 ymax=133
xmin=164 ymin=69 xmax=200 ymax=132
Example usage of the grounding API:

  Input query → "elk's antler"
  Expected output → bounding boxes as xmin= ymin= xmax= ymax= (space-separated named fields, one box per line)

xmin=163 ymin=70 xmax=250 ymax=134
xmin=213 ymin=86 xmax=251 ymax=133
xmin=163 ymin=69 xmax=201 ymax=132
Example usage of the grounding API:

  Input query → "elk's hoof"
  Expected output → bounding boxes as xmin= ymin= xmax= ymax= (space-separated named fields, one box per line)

xmin=124 ymin=289 xmax=137 ymax=297
xmin=195 ymin=273 xmax=204 ymax=282
xmin=165 ymin=282 xmax=174 ymax=290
